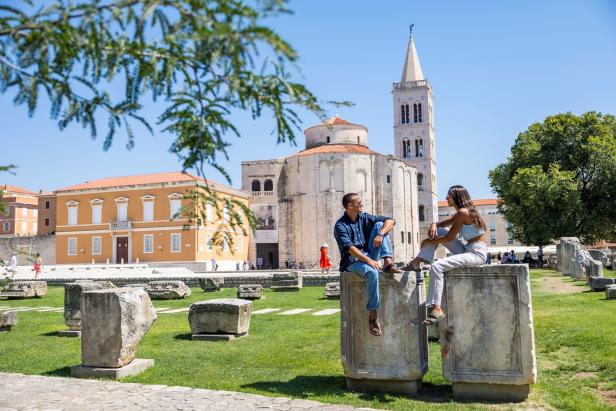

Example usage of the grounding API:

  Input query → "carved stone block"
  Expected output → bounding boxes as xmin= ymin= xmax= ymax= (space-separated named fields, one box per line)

xmin=146 ymin=281 xmax=191 ymax=299
xmin=271 ymin=271 xmax=302 ymax=291
xmin=188 ymin=298 xmax=252 ymax=337
xmin=0 ymin=281 xmax=47 ymax=299
xmin=323 ymin=282 xmax=340 ymax=299
xmin=237 ymin=284 xmax=264 ymax=300
xmin=199 ymin=277 xmax=224 ymax=292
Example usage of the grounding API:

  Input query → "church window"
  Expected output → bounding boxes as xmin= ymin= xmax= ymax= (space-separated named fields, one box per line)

xmin=415 ymin=139 xmax=424 ymax=157
xmin=414 ymin=103 xmax=423 ymax=123
xmin=326 ymin=136 xmax=330 ymax=143
xmin=418 ymin=103 xmax=422 ymax=122
xmin=251 ymin=180 xmax=261 ymax=192
xmin=357 ymin=136 xmax=360 ymax=144
xmin=401 ymin=105 xmax=405 ymax=124
xmin=400 ymin=231 xmax=405 ymax=243
xmin=264 ymin=179 xmax=273 ymax=192
xmin=405 ymin=104 xmax=410 ymax=123
xmin=417 ymin=173 xmax=424 ymax=190
xmin=386 ymin=175 xmax=391 ymax=184
xmin=418 ymin=205 xmax=425 ymax=222
xmin=402 ymin=141 xmax=406 ymax=158
xmin=407 ymin=231 xmax=412 ymax=243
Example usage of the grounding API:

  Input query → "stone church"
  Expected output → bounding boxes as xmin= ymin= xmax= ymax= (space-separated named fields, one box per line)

xmin=242 ymin=29 xmax=437 ymax=269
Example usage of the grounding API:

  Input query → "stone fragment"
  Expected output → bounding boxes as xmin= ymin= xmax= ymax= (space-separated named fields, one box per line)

xmin=606 ymin=285 xmax=616 ymax=299
xmin=199 ymin=277 xmax=224 ymax=292
xmin=323 ymin=282 xmax=340 ymax=299
xmin=145 ymin=281 xmax=191 ymax=299
xmin=589 ymin=276 xmax=616 ymax=291
xmin=440 ymin=265 xmax=536 ymax=402
xmin=188 ymin=298 xmax=252 ymax=338
xmin=95 ymin=281 xmax=116 ymax=288
xmin=0 ymin=310 xmax=18 ymax=332
xmin=588 ymin=250 xmax=611 ymax=268
xmin=0 ymin=281 xmax=47 ymax=298
xmin=557 ymin=237 xmax=581 ymax=277
xmin=237 ymin=284 xmax=264 ymax=300
xmin=573 ymin=249 xmax=602 ymax=280
xmin=271 ymin=271 xmax=302 ymax=291
xmin=80 ymin=287 xmax=157 ymax=368
xmin=64 ymin=282 xmax=105 ymax=331
xmin=340 ymin=271 xmax=428 ymax=395
xmin=125 ymin=283 xmax=148 ymax=289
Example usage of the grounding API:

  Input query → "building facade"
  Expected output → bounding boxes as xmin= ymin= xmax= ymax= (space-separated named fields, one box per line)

xmin=53 ymin=172 xmax=250 ymax=268
xmin=393 ymin=29 xmax=438 ymax=239
xmin=0 ymin=184 xmax=39 ymax=238
xmin=37 ymin=192 xmax=57 ymax=235
xmin=243 ymin=116 xmax=420 ymax=269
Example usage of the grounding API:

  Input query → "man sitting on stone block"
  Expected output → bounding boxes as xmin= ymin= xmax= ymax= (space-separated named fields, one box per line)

xmin=334 ymin=192 xmax=402 ymax=337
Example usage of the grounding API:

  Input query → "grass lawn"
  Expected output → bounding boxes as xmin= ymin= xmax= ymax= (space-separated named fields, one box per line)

xmin=0 ymin=270 xmax=615 ymax=410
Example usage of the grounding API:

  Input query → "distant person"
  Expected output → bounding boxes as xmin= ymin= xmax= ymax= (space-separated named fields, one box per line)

xmin=33 ymin=253 xmax=42 ymax=278
xmin=497 ymin=251 xmax=502 ymax=261
xmin=243 ymin=261 xmax=249 ymax=271
xmin=537 ymin=246 xmax=544 ymax=268
xmin=211 ymin=257 xmax=218 ymax=272
xmin=501 ymin=251 xmax=510 ymax=264
xmin=334 ymin=192 xmax=402 ymax=337
xmin=408 ymin=186 xmax=487 ymax=326
xmin=523 ymin=250 xmax=531 ymax=264
xmin=235 ymin=261 xmax=240 ymax=271
xmin=320 ymin=242 xmax=332 ymax=274
xmin=486 ymin=253 xmax=492 ymax=265
xmin=510 ymin=250 xmax=518 ymax=263
xmin=7 ymin=254 xmax=18 ymax=278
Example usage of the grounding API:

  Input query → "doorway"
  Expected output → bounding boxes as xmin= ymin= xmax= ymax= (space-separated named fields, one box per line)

xmin=116 ymin=237 xmax=128 ymax=263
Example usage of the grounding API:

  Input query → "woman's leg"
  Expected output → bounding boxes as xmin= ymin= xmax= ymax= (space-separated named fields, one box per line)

xmin=411 ymin=227 xmax=465 ymax=269
xmin=426 ymin=249 xmax=486 ymax=307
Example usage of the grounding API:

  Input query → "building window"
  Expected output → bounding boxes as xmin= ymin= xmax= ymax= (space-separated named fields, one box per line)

xmin=264 ymin=179 xmax=273 ymax=192
xmin=326 ymin=136 xmax=330 ymax=143
xmin=357 ymin=136 xmax=360 ymax=144
xmin=415 ymin=138 xmax=424 ymax=157
xmin=490 ymin=234 xmax=496 ymax=245
xmin=235 ymin=237 xmax=243 ymax=251
xmin=68 ymin=205 xmax=78 ymax=225
xmin=2 ymin=222 xmax=9 ymax=232
xmin=44 ymin=218 xmax=49 ymax=227
xmin=143 ymin=234 xmax=153 ymax=253
xmin=400 ymin=231 xmax=405 ymax=243
xmin=401 ymin=105 xmax=405 ymax=124
xmin=21 ymin=221 xmax=27 ymax=232
xmin=414 ymin=103 xmax=423 ymax=123
xmin=223 ymin=207 xmax=230 ymax=224
xmin=33 ymin=209 xmax=38 ymax=217
xmin=489 ymin=222 xmax=496 ymax=232
xmin=251 ymin=180 xmax=261 ymax=192
xmin=68 ymin=238 xmax=77 ymax=256
xmin=417 ymin=173 xmax=424 ymax=190
xmin=143 ymin=201 xmax=154 ymax=222
xmin=45 ymin=200 xmax=50 ymax=209
xmin=21 ymin=207 xmax=27 ymax=217
xmin=206 ymin=203 xmax=213 ymax=222
xmin=407 ymin=232 xmax=412 ymax=244
xmin=386 ymin=175 xmax=391 ymax=184
xmin=206 ymin=235 xmax=213 ymax=251
xmin=92 ymin=237 xmax=102 ymax=255
xmin=33 ymin=223 xmax=37 ymax=233
xmin=169 ymin=196 xmax=182 ymax=219
xmin=402 ymin=140 xmax=407 ymax=158
xmin=91 ymin=203 xmax=102 ymax=224
xmin=418 ymin=205 xmax=425 ymax=222
xmin=4 ymin=207 xmax=9 ymax=217
xmin=171 ymin=233 xmax=181 ymax=252
xmin=223 ymin=238 xmax=230 ymax=252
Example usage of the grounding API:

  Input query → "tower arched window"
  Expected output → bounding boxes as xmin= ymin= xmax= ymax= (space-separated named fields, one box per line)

xmin=419 ymin=205 xmax=425 ymax=222
xmin=402 ymin=140 xmax=408 ymax=158
xmin=400 ymin=231 xmax=405 ymax=243
xmin=326 ymin=136 xmax=330 ymax=143
xmin=413 ymin=103 xmax=422 ymax=123
xmin=357 ymin=136 xmax=360 ymax=144
xmin=415 ymin=138 xmax=424 ymax=157
xmin=407 ymin=232 xmax=412 ymax=244
xmin=251 ymin=180 xmax=261 ymax=192
xmin=264 ymin=179 xmax=273 ymax=192
xmin=417 ymin=173 xmax=424 ymax=190
xmin=401 ymin=104 xmax=410 ymax=124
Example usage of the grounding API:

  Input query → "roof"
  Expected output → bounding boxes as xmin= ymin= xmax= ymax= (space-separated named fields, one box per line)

xmin=1 ymin=184 xmax=37 ymax=196
xmin=294 ymin=144 xmax=378 ymax=157
xmin=55 ymin=171 xmax=210 ymax=192
xmin=304 ymin=115 xmax=368 ymax=133
xmin=400 ymin=33 xmax=424 ymax=83
xmin=438 ymin=198 xmax=500 ymax=207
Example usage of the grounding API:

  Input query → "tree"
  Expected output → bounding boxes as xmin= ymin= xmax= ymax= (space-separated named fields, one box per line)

xmin=489 ymin=111 xmax=616 ymax=245
xmin=0 ymin=0 xmax=345 ymax=245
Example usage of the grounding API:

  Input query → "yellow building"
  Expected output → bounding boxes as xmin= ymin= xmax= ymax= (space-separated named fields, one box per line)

xmin=0 ymin=184 xmax=39 ymax=237
xmin=53 ymin=172 xmax=250 ymax=266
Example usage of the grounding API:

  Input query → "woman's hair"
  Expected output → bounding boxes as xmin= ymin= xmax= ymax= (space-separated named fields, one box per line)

xmin=447 ymin=185 xmax=486 ymax=230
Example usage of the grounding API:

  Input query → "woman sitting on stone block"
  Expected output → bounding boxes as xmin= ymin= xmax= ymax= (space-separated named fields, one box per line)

xmin=408 ymin=185 xmax=488 ymax=325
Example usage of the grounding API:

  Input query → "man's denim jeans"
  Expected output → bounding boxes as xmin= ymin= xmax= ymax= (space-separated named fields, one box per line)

xmin=347 ymin=221 xmax=393 ymax=310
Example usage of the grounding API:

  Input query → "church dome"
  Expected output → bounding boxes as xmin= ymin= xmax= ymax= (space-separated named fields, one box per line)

xmin=303 ymin=115 xmax=368 ymax=149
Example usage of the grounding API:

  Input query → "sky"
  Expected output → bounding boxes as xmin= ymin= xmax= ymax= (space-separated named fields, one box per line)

xmin=2 ymin=0 xmax=616 ymax=200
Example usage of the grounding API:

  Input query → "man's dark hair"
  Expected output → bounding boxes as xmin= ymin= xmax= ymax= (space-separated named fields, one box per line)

xmin=342 ymin=192 xmax=359 ymax=209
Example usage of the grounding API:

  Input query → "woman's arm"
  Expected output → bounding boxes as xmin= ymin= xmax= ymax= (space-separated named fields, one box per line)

xmin=434 ymin=213 xmax=456 ymax=228
xmin=424 ymin=210 xmax=466 ymax=245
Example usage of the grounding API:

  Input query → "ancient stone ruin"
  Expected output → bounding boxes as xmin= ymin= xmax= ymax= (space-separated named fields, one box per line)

xmin=323 ymin=282 xmax=340 ymax=299
xmin=556 ymin=237 xmax=581 ymax=276
xmin=145 ymin=281 xmax=191 ymax=299
xmin=340 ymin=271 xmax=428 ymax=395
xmin=573 ymin=249 xmax=602 ymax=281
xmin=271 ymin=271 xmax=302 ymax=291
xmin=589 ymin=276 xmax=616 ymax=291
xmin=0 ymin=281 xmax=47 ymax=299
xmin=71 ymin=287 xmax=156 ymax=379
xmin=440 ymin=265 xmax=536 ymax=402
xmin=588 ymin=249 xmax=611 ymax=269
xmin=605 ymin=284 xmax=616 ymax=300
xmin=0 ymin=310 xmax=17 ymax=332
xmin=188 ymin=298 xmax=252 ymax=341
xmin=237 ymin=284 xmax=264 ymax=300
xmin=61 ymin=281 xmax=105 ymax=337
xmin=199 ymin=277 xmax=224 ymax=292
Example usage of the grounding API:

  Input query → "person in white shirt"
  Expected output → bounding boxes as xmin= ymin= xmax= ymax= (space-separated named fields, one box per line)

xmin=7 ymin=254 xmax=17 ymax=278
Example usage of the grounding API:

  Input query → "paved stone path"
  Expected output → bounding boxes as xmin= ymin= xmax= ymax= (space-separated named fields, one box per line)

xmin=0 ymin=372 xmax=374 ymax=411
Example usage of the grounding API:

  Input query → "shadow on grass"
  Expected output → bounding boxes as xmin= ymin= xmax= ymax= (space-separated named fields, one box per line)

xmin=40 ymin=331 xmax=60 ymax=337
xmin=173 ymin=333 xmax=192 ymax=341
xmin=244 ymin=376 xmax=453 ymax=404
xmin=44 ymin=366 xmax=72 ymax=377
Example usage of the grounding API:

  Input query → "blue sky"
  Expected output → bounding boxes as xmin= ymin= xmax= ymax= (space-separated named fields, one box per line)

xmin=2 ymin=0 xmax=616 ymax=200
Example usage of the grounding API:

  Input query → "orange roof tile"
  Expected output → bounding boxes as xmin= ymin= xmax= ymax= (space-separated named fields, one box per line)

xmin=1 ymin=184 xmax=37 ymax=196
xmin=294 ymin=144 xmax=377 ymax=157
xmin=438 ymin=198 xmax=501 ymax=207
xmin=304 ymin=115 xmax=368 ymax=132
xmin=55 ymin=171 xmax=210 ymax=192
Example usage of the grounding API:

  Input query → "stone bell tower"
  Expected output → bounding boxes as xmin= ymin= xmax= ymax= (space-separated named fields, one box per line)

xmin=392 ymin=26 xmax=437 ymax=238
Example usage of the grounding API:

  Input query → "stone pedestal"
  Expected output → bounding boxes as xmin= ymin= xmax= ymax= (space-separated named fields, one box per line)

xmin=189 ymin=298 xmax=252 ymax=340
xmin=340 ymin=271 xmax=428 ymax=396
xmin=441 ymin=265 xmax=536 ymax=402
xmin=146 ymin=281 xmax=191 ymax=299
xmin=606 ymin=285 xmax=616 ymax=299
xmin=0 ymin=310 xmax=18 ymax=332
xmin=237 ymin=284 xmax=264 ymax=300
xmin=323 ymin=282 xmax=340 ymax=299
xmin=71 ymin=287 xmax=156 ymax=379
xmin=271 ymin=272 xmax=302 ymax=291
xmin=199 ymin=277 xmax=224 ymax=292
xmin=589 ymin=276 xmax=616 ymax=291
xmin=62 ymin=282 xmax=105 ymax=336
xmin=0 ymin=281 xmax=47 ymax=298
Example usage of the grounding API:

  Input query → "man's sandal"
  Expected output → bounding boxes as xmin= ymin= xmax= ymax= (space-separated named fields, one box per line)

xmin=382 ymin=264 xmax=403 ymax=274
xmin=369 ymin=317 xmax=382 ymax=336
xmin=423 ymin=311 xmax=445 ymax=326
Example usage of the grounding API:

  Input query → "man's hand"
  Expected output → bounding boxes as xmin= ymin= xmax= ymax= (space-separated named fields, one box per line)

xmin=428 ymin=223 xmax=437 ymax=238
xmin=365 ymin=257 xmax=381 ymax=271
xmin=373 ymin=234 xmax=383 ymax=249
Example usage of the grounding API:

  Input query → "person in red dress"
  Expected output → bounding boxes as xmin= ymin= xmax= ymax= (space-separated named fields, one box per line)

xmin=33 ymin=253 xmax=42 ymax=278
xmin=320 ymin=243 xmax=331 ymax=274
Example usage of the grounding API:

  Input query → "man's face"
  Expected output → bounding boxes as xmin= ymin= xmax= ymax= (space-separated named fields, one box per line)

xmin=347 ymin=196 xmax=364 ymax=213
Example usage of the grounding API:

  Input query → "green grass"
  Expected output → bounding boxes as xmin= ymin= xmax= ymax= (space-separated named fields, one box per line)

xmin=0 ymin=271 xmax=615 ymax=410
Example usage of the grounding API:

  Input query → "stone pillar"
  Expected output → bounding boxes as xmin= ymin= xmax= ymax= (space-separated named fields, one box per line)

xmin=558 ymin=237 xmax=580 ymax=277
xmin=61 ymin=282 xmax=105 ymax=337
xmin=340 ymin=271 xmax=428 ymax=395
xmin=440 ymin=265 xmax=537 ymax=402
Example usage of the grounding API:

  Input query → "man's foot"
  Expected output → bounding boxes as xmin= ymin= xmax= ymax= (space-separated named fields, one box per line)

xmin=369 ymin=316 xmax=382 ymax=336
xmin=382 ymin=264 xmax=403 ymax=274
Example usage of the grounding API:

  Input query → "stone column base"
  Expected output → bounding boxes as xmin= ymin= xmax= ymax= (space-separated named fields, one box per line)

xmin=453 ymin=382 xmax=530 ymax=402
xmin=346 ymin=378 xmax=420 ymax=396
xmin=58 ymin=330 xmax=81 ymax=338
xmin=192 ymin=332 xmax=248 ymax=341
xmin=71 ymin=358 xmax=154 ymax=379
